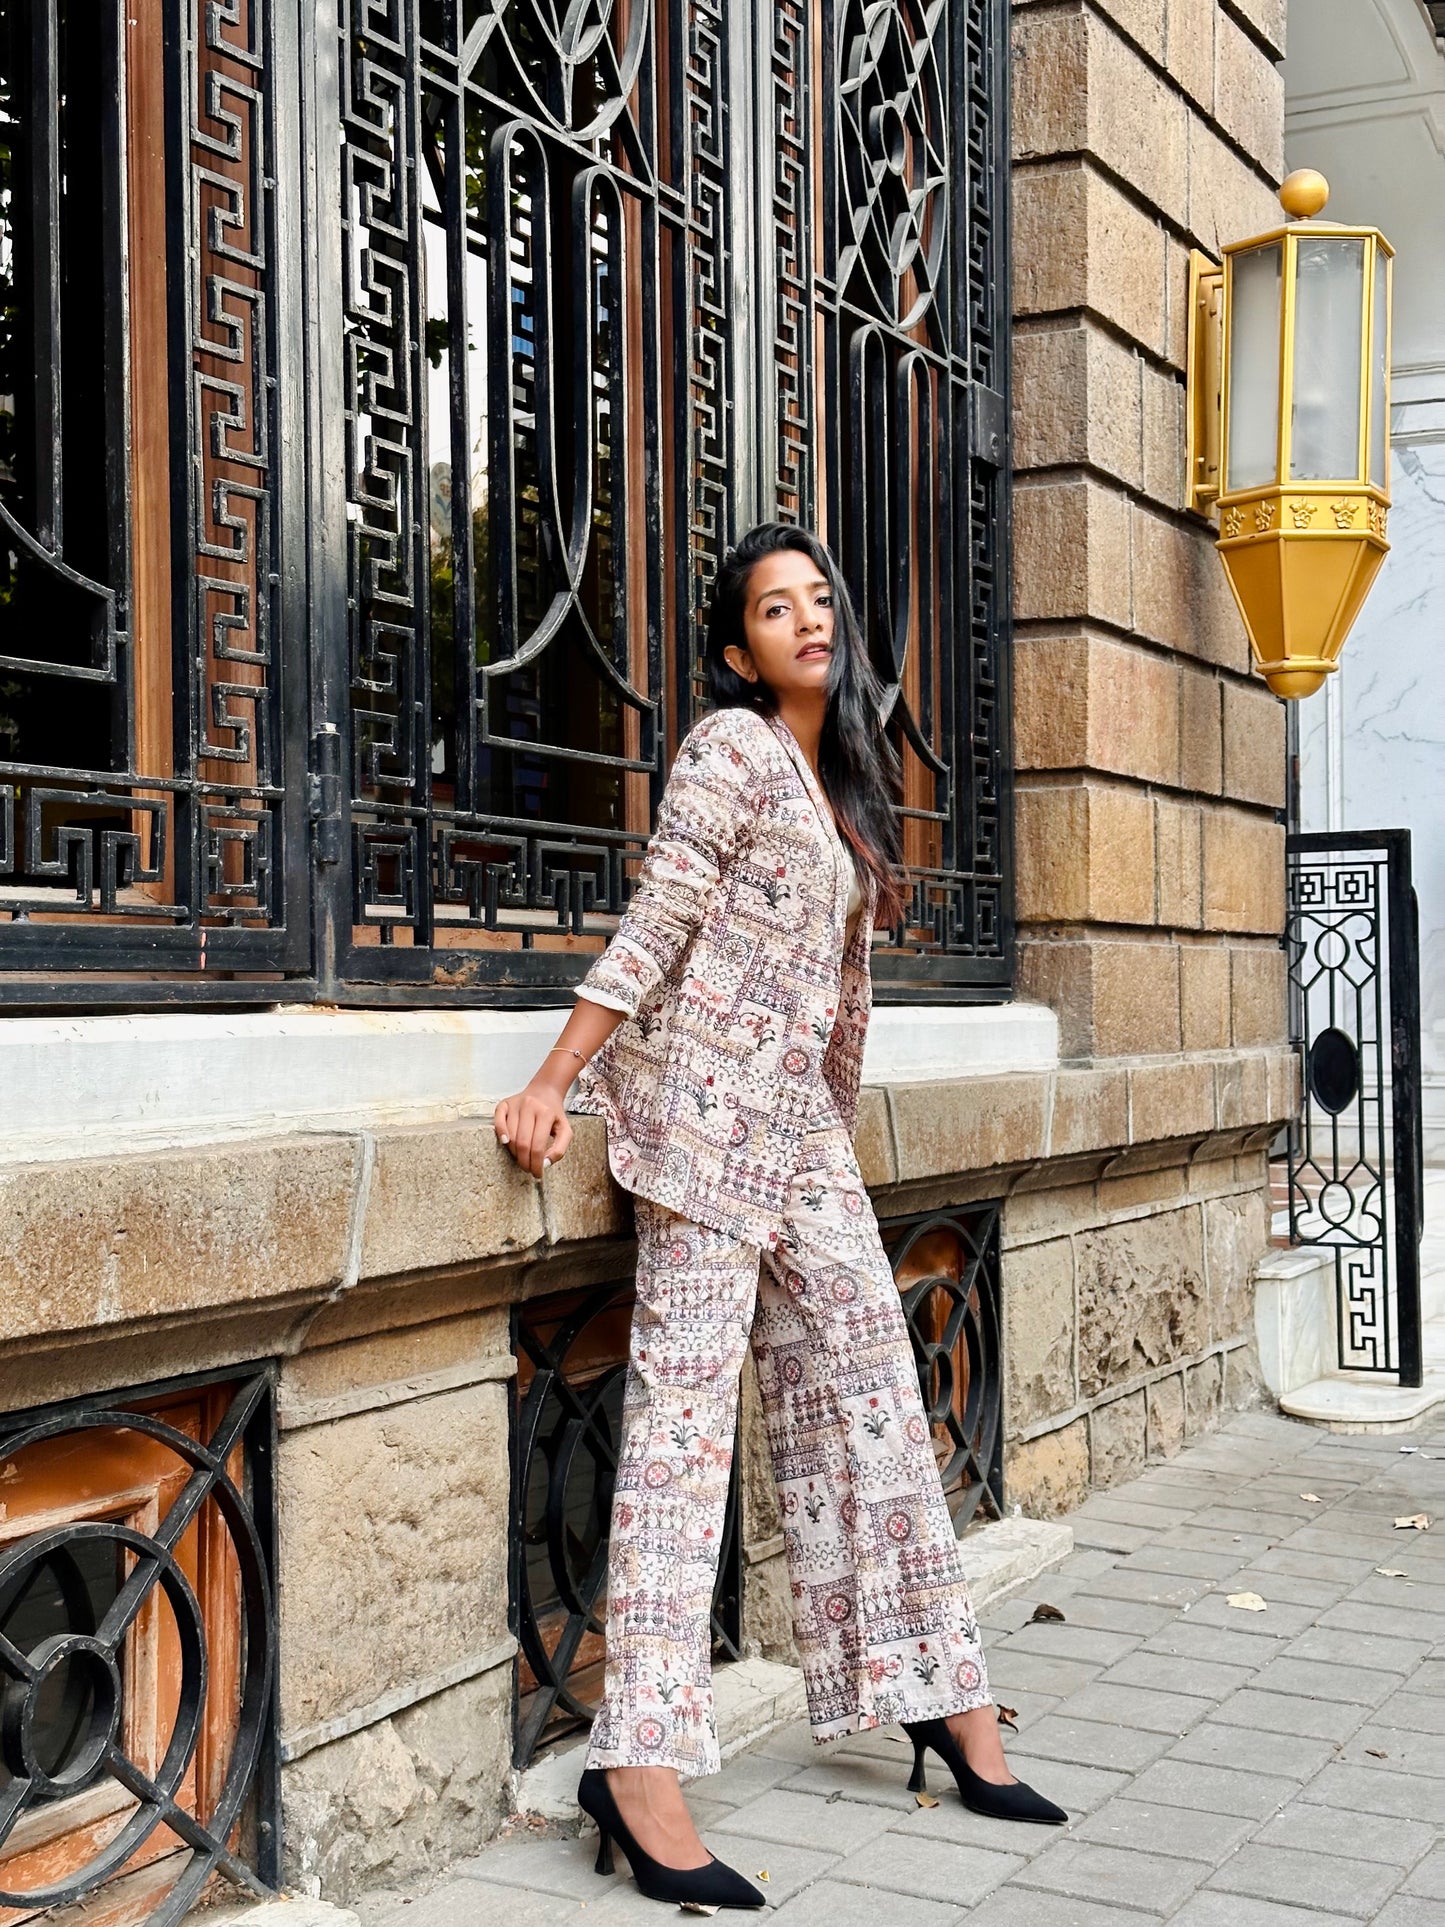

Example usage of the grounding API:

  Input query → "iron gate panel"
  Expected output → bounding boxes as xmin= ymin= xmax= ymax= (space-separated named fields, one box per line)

xmin=1285 ymin=829 xmax=1424 ymax=1384
xmin=0 ymin=0 xmax=308 ymax=997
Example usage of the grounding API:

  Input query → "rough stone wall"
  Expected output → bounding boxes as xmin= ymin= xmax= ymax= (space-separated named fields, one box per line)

xmin=1010 ymin=0 xmax=1290 ymax=1058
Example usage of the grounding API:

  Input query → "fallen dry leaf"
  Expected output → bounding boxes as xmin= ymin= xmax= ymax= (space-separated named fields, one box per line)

xmin=1029 ymin=1603 xmax=1066 ymax=1624
xmin=757 ymin=1871 xmax=770 ymax=1883
xmin=996 ymin=1705 xmax=1019 ymax=1732
xmin=1375 ymin=1567 xmax=1409 ymax=1578
xmin=1365 ymin=1748 xmax=1388 ymax=1760
xmin=1299 ymin=1493 xmax=1322 ymax=1503
xmin=1225 ymin=1591 xmax=1269 ymax=1612
xmin=1394 ymin=1514 xmax=1431 ymax=1531
xmin=915 ymin=1790 xmax=940 ymax=1809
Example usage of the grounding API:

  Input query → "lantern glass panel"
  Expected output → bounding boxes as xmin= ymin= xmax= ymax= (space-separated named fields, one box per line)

xmin=1290 ymin=235 xmax=1365 ymax=482
xmin=1226 ymin=243 xmax=1282 ymax=493
xmin=1369 ymin=246 xmax=1389 ymax=489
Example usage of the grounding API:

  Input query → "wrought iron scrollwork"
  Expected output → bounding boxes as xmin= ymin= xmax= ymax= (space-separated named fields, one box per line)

xmin=0 ymin=1372 xmax=279 ymax=1927
xmin=1286 ymin=830 xmax=1424 ymax=1381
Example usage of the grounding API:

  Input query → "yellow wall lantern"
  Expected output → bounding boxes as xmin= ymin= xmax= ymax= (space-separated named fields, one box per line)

xmin=1186 ymin=169 xmax=1393 ymax=700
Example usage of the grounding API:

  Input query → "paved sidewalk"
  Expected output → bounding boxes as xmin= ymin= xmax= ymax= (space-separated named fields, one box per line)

xmin=357 ymin=1411 xmax=1445 ymax=1926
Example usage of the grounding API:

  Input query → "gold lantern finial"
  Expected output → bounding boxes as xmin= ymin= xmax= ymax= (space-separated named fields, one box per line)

xmin=1278 ymin=169 xmax=1330 ymax=220
xmin=1184 ymin=167 xmax=1393 ymax=699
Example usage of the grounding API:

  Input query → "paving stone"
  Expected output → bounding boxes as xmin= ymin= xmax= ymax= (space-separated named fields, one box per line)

xmin=985 ymin=1651 xmax=1102 ymax=1697
xmin=1300 ymin=1761 xmax=1445 ymax=1822
xmin=757 ymin=1722 xmax=832 ymax=1765
xmin=1252 ymin=1800 xmax=1438 ymax=1868
xmin=1121 ymin=1756 xmax=1298 ymax=1819
xmin=362 ymin=1878 xmax=581 ymax=1927
xmin=1340 ymin=1725 xmax=1445 ymax=1778
xmin=1215 ymin=1566 xmax=1352 ymax=1609
xmin=1045 ymin=1593 xmax=1178 ymax=1637
xmin=469 ymin=1836 xmax=617 ymax=1901
xmin=1053 ymin=1679 xmax=1214 ymax=1736
xmin=692 ymin=1837 xmax=839 ymax=1905
xmin=1166 ymin=1718 xmax=1335 ymax=1782
xmin=831 ymin=1832 xmax=1021 ymax=1902
xmin=1117 ymin=1545 xmax=1246 ymax=1580
xmin=1281 ymin=1625 xmax=1430 ymax=1675
xmin=1250 ymin=1547 xmax=1379 ymax=1586
xmin=1205 ymin=1841 xmax=1403 ymax=1916
xmin=1158 ymin=1525 xmax=1281 ymax=1559
xmin=1101 ymin=1649 xmax=1255 ymax=1699
xmin=1317 ymin=1599 xmax=1445 ymax=1645
xmin=1071 ymin=1521 xmax=1156 ymax=1554
xmin=947 ymin=1889 xmax=1163 ymax=1927
xmin=1168 ymin=1894 xmax=1360 ymax=1927
xmin=1068 ymin=1568 xmax=1212 ymax=1608
xmin=1012 ymin=1836 xmax=1201 ymax=1913
xmin=1372 ymin=1900 xmax=1445 ymax=1927
xmin=764 ymin=1879 xmax=962 ymax=1927
xmin=1373 ymin=1687 xmax=1445 ymax=1735
xmin=973 ymin=1751 xmax=1130 ymax=1816
xmin=710 ymin=1789 xmax=897 ymax=1855
xmin=1199 ymin=1506 xmax=1319 ymax=1537
xmin=1208 ymin=1686 xmax=1370 ymax=1743
xmin=1413 ymin=1659 xmax=1445 ymax=1696
xmin=1140 ymin=1619 xmax=1284 ymax=1669
xmin=886 ymin=1798 xmax=1073 ymax=1862
xmin=1074 ymin=1795 xmax=1253 ymax=1863
xmin=1176 ymin=1591 xmax=1322 ymax=1637
xmin=997 ymin=1623 xmax=1143 ymax=1667
xmin=1347 ymin=1574 xmax=1445 ymax=1615
xmin=1075 ymin=1493 xmax=1201 ymax=1529
xmin=1247 ymin=1656 xmax=1400 ymax=1707
xmin=783 ymin=1759 xmax=918 ymax=1811
xmin=706 ymin=1749 xmax=801 ymax=1807
xmin=1400 ymin=1845 xmax=1445 ymax=1898
xmin=1003 ymin=1711 xmax=1177 ymax=1772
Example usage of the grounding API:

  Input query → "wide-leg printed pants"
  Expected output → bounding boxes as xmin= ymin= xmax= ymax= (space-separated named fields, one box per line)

xmin=585 ymin=1121 xmax=992 ymax=1780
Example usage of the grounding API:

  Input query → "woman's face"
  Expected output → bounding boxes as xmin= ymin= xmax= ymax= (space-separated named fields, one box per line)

xmin=724 ymin=550 xmax=836 ymax=701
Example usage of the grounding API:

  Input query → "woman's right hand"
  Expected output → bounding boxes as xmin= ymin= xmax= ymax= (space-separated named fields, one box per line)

xmin=494 ymin=1073 xmax=574 ymax=1180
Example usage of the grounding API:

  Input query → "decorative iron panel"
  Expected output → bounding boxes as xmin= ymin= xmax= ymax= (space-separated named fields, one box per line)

xmin=0 ymin=0 xmax=305 ymax=996
xmin=0 ymin=1369 xmax=279 ymax=1927
xmin=1285 ymin=830 xmax=1424 ymax=1383
xmin=763 ymin=0 xmax=1013 ymax=994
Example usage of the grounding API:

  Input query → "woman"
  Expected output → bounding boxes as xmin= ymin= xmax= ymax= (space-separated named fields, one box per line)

xmin=495 ymin=525 xmax=1065 ymax=1909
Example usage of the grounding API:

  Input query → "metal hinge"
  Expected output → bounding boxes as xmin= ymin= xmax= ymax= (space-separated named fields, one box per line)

xmin=309 ymin=723 xmax=343 ymax=867
xmin=969 ymin=384 xmax=1008 ymax=468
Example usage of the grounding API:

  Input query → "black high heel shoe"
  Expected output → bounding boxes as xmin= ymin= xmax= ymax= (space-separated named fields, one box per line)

xmin=902 ymin=1718 xmax=1068 ymax=1826
xmin=577 ymin=1767 xmax=766 ymax=1909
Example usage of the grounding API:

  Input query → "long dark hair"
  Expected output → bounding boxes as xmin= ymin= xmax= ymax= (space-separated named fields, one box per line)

xmin=705 ymin=523 xmax=904 ymax=926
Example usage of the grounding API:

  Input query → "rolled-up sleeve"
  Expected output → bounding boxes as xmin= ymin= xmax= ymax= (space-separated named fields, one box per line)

xmin=577 ymin=712 xmax=760 ymax=1019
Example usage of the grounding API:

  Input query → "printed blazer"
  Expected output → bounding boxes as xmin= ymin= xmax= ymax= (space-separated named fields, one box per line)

xmin=572 ymin=705 xmax=876 ymax=1249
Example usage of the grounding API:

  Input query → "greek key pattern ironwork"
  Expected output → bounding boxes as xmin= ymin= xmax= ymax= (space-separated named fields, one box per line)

xmin=0 ymin=1373 xmax=279 ymax=1927
xmin=1285 ymin=833 xmax=1424 ymax=1380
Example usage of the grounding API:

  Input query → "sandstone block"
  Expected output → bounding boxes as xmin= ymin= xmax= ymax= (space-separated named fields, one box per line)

xmin=1015 ymin=633 xmax=1178 ymax=787
xmin=277 ymin=1383 xmax=511 ymax=1732
xmin=1185 ymin=1351 xmax=1223 ymax=1436
xmin=1016 ymin=780 xmax=1156 ymax=926
xmin=1180 ymin=943 xmax=1231 ymax=1050
xmin=739 ymin=1355 xmax=783 ymax=1556
xmin=1146 ymin=1372 xmax=1186 ymax=1458
xmin=1223 ymin=679 xmax=1286 ymax=809
xmin=1214 ymin=9 xmax=1285 ymax=180
xmin=1091 ymin=0 xmax=1165 ymax=62
xmin=1129 ymin=1058 xmax=1216 ymax=1145
xmin=1187 ymin=116 xmax=1282 ymax=257
xmin=1201 ymin=809 xmax=1285 ymax=935
xmin=1092 ymin=940 xmax=1182 ymax=1057
xmin=1215 ymin=1049 xmax=1270 ymax=1132
xmin=1227 ymin=0 xmax=1286 ymax=57
xmin=0 ymin=1134 xmax=361 ymax=1346
xmin=1014 ymin=475 xmax=1132 ymax=627
xmin=1224 ymin=1339 xmax=1265 ymax=1412
xmin=854 ymin=1085 xmax=895 ymax=1188
xmin=889 ymin=1074 xmax=1049 ymax=1183
xmin=1050 ymin=1066 xmax=1130 ymax=1158
xmin=1266 ymin=1042 xmax=1301 ymax=1123
xmin=1130 ymin=505 xmax=1248 ymax=665
xmin=1005 ymin=1236 xmax=1077 ymax=1434
xmin=1013 ymin=162 xmax=1168 ymax=357
xmin=1005 ymin=1417 xmax=1091 ymax=1519
xmin=1142 ymin=363 xmax=1185 ymax=514
xmin=281 ymin=1310 xmax=512 ymax=1429
xmin=1204 ymin=1187 xmax=1270 ymax=1343
xmin=742 ymin=1549 xmax=800 ymax=1664
xmin=1231 ymin=942 xmax=1287 ymax=1047
xmin=1011 ymin=7 xmax=1088 ymax=160
xmin=1017 ymin=939 xmax=1097 ymax=1060
xmin=360 ymin=1121 xmax=545 ymax=1279
xmin=1090 ymin=1390 xmax=1147 ymax=1486
xmin=283 ymin=1666 xmax=512 ymax=1903
xmin=1163 ymin=0 xmax=1214 ymax=108
xmin=1013 ymin=633 xmax=1091 ymax=772
xmin=1005 ymin=1180 xmax=1097 ymax=1250
xmin=1013 ymin=324 xmax=1143 ymax=488
xmin=1076 ymin=1207 xmax=1207 ymax=1398
xmin=540 ymin=1115 xmax=629 ymax=1244
xmin=1156 ymin=797 xmax=1203 ymax=928
xmin=1179 ymin=664 xmax=1224 ymax=796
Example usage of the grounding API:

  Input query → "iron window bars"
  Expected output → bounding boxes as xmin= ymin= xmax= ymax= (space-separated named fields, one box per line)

xmin=0 ymin=1368 xmax=280 ymax=1926
xmin=0 ymin=0 xmax=1011 ymax=1004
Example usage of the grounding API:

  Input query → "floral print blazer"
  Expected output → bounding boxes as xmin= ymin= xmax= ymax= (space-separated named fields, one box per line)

xmin=572 ymin=705 xmax=875 ymax=1249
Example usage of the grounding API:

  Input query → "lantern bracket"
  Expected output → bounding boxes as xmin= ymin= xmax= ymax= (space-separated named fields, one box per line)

xmin=1185 ymin=248 xmax=1224 ymax=518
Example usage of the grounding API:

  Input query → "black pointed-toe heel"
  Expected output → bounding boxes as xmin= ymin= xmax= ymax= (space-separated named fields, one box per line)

xmin=577 ymin=1767 xmax=767 ymax=1909
xmin=902 ymin=1718 xmax=1068 ymax=1826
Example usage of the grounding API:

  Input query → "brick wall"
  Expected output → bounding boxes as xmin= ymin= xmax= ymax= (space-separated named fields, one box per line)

xmin=1010 ymin=0 xmax=1290 ymax=1061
